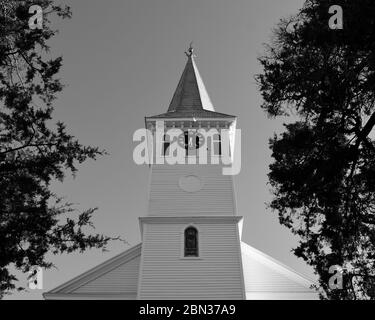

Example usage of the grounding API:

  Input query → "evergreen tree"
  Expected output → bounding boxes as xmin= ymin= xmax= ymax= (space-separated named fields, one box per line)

xmin=257 ymin=0 xmax=375 ymax=299
xmin=0 ymin=0 xmax=117 ymax=297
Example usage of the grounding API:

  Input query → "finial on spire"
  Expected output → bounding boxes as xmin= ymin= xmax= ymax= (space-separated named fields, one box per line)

xmin=185 ymin=42 xmax=195 ymax=57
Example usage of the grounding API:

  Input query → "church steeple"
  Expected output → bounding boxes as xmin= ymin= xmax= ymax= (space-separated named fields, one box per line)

xmin=167 ymin=43 xmax=215 ymax=113
xmin=147 ymin=45 xmax=235 ymax=120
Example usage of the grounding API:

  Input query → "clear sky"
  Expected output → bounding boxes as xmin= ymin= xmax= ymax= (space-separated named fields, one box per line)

xmin=6 ymin=0 xmax=312 ymax=299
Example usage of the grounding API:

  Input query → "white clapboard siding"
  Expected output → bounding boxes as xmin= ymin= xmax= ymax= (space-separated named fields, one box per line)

xmin=73 ymin=255 xmax=140 ymax=294
xmin=138 ymin=221 xmax=245 ymax=300
xmin=43 ymin=244 xmax=141 ymax=300
xmin=148 ymin=164 xmax=236 ymax=216
xmin=44 ymin=241 xmax=318 ymax=300
xmin=241 ymin=242 xmax=318 ymax=300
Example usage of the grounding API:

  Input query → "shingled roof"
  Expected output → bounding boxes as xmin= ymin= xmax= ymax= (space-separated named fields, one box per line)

xmin=147 ymin=46 xmax=236 ymax=120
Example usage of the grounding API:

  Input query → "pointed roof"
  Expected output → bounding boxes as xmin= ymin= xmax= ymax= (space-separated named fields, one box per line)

xmin=168 ymin=45 xmax=214 ymax=112
xmin=147 ymin=45 xmax=236 ymax=120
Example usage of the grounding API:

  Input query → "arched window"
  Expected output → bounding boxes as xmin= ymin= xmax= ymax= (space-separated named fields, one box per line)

xmin=184 ymin=131 xmax=189 ymax=156
xmin=184 ymin=227 xmax=198 ymax=257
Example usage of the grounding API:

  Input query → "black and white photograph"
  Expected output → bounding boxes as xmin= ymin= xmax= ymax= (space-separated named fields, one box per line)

xmin=0 ymin=0 xmax=375 ymax=311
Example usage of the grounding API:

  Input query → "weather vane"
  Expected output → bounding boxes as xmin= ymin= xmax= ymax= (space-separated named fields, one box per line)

xmin=185 ymin=42 xmax=196 ymax=57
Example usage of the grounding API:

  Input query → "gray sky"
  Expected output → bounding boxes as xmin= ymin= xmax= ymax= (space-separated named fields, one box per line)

xmin=6 ymin=0 xmax=312 ymax=299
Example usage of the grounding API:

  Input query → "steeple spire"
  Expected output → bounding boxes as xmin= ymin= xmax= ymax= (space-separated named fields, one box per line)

xmin=167 ymin=44 xmax=215 ymax=113
xmin=184 ymin=42 xmax=195 ymax=57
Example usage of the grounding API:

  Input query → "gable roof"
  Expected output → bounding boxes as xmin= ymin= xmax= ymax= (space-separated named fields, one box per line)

xmin=44 ymin=242 xmax=318 ymax=300
xmin=241 ymin=242 xmax=318 ymax=299
xmin=43 ymin=244 xmax=141 ymax=300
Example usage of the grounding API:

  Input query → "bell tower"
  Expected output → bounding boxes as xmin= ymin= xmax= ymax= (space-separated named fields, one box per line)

xmin=137 ymin=45 xmax=245 ymax=300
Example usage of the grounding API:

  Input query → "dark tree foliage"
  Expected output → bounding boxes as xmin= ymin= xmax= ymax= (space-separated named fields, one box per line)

xmin=257 ymin=0 xmax=375 ymax=299
xmin=0 ymin=1 xmax=117 ymax=298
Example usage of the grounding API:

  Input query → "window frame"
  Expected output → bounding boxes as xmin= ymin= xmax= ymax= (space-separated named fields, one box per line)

xmin=180 ymin=225 xmax=203 ymax=260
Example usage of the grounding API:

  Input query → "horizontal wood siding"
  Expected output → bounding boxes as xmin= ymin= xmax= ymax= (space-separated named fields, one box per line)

xmin=242 ymin=254 xmax=311 ymax=293
xmin=241 ymin=243 xmax=318 ymax=299
xmin=74 ymin=255 xmax=140 ymax=295
xmin=245 ymin=292 xmax=319 ymax=300
xmin=138 ymin=221 xmax=244 ymax=300
xmin=148 ymin=164 xmax=236 ymax=216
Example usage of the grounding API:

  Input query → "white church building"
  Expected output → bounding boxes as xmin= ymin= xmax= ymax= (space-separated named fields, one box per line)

xmin=44 ymin=46 xmax=318 ymax=300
